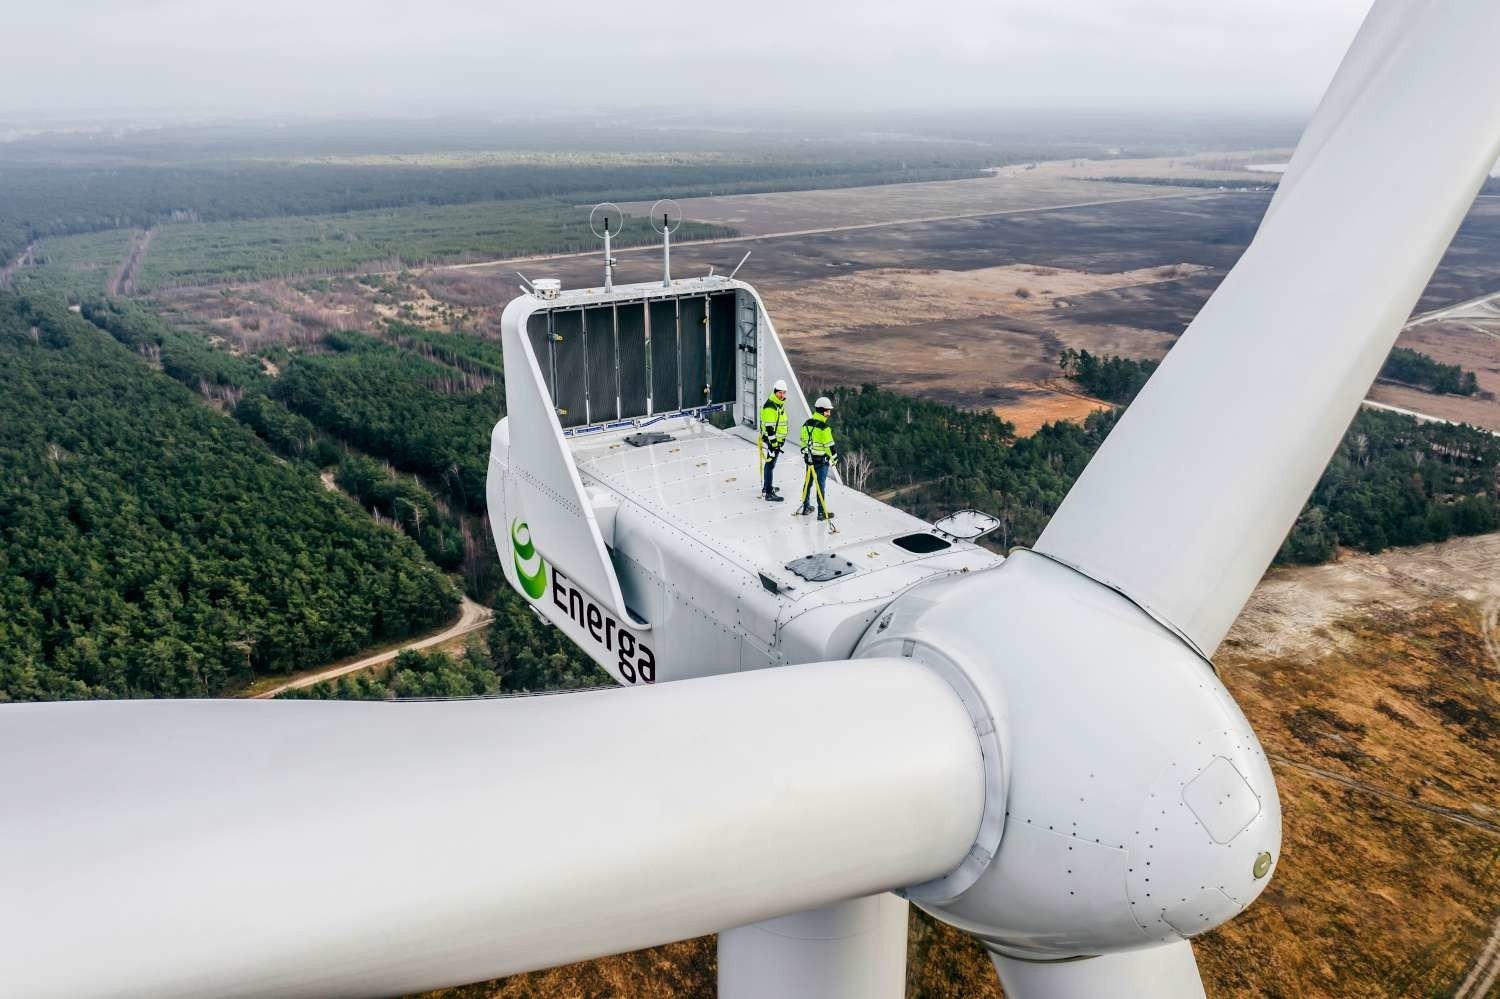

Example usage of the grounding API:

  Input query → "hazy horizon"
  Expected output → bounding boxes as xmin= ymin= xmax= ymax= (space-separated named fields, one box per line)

xmin=4 ymin=1 xmax=1374 ymax=120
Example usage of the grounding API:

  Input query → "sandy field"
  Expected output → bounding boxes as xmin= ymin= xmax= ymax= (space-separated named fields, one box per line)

xmin=617 ymin=152 xmax=1285 ymax=237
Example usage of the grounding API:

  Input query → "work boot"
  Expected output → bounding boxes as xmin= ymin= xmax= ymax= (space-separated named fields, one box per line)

xmin=817 ymin=511 xmax=836 ymax=521
xmin=796 ymin=504 xmax=813 ymax=516
xmin=763 ymin=491 xmax=785 ymax=503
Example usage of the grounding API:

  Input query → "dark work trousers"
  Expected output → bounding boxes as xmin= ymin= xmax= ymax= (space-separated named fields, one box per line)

xmin=762 ymin=447 xmax=781 ymax=495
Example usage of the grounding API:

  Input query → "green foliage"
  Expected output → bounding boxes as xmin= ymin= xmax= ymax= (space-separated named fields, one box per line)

xmin=1379 ymin=347 xmax=1480 ymax=396
xmin=828 ymin=381 xmax=1500 ymax=561
xmin=281 ymin=592 xmax=608 ymax=700
xmin=5 ymin=229 xmax=135 ymax=299
xmin=1275 ymin=408 xmax=1500 ymax=562
xmin=271 ymin=333 xmax=501 ymax=512
xmin=335 ymin=454 xmax=465 ymax=570
xmin=1 ymin=155 xmax=989 ymax=247
xmin=0 ymin=221 xmax=29 ymax=266
xmin=81 ymin=297 xmax=264 ymax=395
xmin=0 ymin=294 xmax=459 ymax=701
xmin=1059 ymin=347 xmax=1159 ymax=404
xmin=384 ymin=321 xmax=505 ymax=377
xmin=232 ymin=394 xmax=324 ymax=460
xmin=134 ymin=200 xmax=731 ymax=290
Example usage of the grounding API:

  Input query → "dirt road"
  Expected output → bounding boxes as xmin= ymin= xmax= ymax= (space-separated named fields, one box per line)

xmin=108 ymin=228 xmax=154 ymax=296
xmin=0 ymin=241 xmax=35 ymax=289
xmin=250 ymin=595 xmax=493 ymax=698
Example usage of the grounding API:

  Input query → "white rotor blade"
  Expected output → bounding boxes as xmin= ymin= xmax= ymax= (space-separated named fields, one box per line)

xmin=1034 ymin=0 xmax=1500 ymax=657
xmin=1262 ymin=0 xmax=1437 ymax=224
xmin=990 ymin=941 xmax=1204 ymax=999
xmin=719 ymin=895 xmax=909 ymax=999
xmin=0 ymin=659 xmax=983 ymax=999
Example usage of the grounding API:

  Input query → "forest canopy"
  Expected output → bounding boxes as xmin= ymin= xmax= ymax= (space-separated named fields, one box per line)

xmin=0 ymin=294 xmax=458 ymax=701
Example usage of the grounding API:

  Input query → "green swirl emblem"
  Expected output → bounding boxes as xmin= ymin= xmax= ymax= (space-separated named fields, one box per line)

xmin=511 ymin=519 xmax=548 ymax=600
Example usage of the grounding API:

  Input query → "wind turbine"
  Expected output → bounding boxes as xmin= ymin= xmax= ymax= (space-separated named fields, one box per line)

xmin=5 ymin=2 xmax=1500 ymax=997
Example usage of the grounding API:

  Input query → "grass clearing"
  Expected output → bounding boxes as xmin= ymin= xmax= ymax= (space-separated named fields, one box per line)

xmin=7 ymin=228 xmax=134 ymax=299
xmin=137 ymin=199 xmax=732 ymax=289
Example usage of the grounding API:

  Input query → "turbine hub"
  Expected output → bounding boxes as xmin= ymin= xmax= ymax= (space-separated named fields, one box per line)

xmin=855 ymin=550 xmax=1281 ymax=958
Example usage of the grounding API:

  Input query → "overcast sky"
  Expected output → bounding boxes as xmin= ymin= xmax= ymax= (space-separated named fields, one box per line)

xmin=4 ymin=0 xmax=1375 ymax=118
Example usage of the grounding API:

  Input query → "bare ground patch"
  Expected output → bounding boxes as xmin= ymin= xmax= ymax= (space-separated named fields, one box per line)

xmin=992 ymin=380 xmax=1113 ymax=436
xmin=762 ymin=261 xmax=1209 ymax=340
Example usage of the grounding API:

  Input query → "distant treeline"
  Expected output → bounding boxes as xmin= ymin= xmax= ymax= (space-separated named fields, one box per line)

xmin=0 ymin=156 xmax=987 ymax=253
xmin=1058 ymin=348 xmax=1158 ymax=404
xmin=1064 ymin=341 xmax=1482 ymax=407
xmin=1092 ymin=175 xmax=1277 ymax=191
xmin=828 ymin=380 xmax=1498 ymax=566
xmin=1380 ymin=347 xmax=1480 ymax=396
xmin=0 ymin=294 xmax=459 ymax=701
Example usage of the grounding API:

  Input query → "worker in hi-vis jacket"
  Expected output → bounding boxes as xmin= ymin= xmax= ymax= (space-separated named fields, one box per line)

xmin=758 ymin=379 xmax=789 ymax=502
xmin=797 ymin=396 xmax=837 ymax=521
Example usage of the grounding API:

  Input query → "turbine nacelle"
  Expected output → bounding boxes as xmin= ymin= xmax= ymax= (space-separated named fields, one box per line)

xmin=858 ymin=551 xmax=1281 ymax=958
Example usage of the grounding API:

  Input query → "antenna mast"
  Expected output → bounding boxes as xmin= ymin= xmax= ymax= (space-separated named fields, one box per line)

xmin=651 ymin=199 xmax=682 ymax=288
xmin=589 ymin=203 xmax=623 ymax=293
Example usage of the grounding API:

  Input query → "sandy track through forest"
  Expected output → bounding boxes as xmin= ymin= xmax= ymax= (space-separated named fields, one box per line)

xmin=0 ymin=242 xmax=36 ymax=289
xmin=108 ymin=227 xmax=154 ymax=296
xmin=250 ymin=595 xmax=493 ymax=698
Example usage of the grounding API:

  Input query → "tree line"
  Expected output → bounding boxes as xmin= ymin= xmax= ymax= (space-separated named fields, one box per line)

xmin=1380 ymin=347 xmax=1480 ymax=396
xmin=825 ymin=380 xmax=1498 ymax=565
xmin=1058 ymin=348 xmax=1159 ymax=404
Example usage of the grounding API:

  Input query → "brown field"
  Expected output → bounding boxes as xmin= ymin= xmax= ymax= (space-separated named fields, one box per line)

xmin=414 ymin=533 xmax=1500 ymax=999
xmin=759 ymin=261 xmax=1197 ymax=414
xmin=617 ymin=151 xmax=1284 ymax=237
xmin=619 ymin=175 xmax=1204 ymax=237
xmin=1376 ymin=317 xmax=1500 ymax=432
xmin=992 ymin=382 xmax=1113 ymax=436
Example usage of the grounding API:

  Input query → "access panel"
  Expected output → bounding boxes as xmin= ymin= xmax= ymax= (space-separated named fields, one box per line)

xmin=708 ymin=292 xmax=737 ymax=404
xmin=679 ymin=296 xmax=708 ymax=408
xmin=583 ymin=306 xmax=618 ymax=423
xmin=552 ymin=309 xmax=586 ymax=428
xmin=617 ymin=303 xmax=648 ymax=418
xmin=649 ymin=299 xmax=680 ymax=412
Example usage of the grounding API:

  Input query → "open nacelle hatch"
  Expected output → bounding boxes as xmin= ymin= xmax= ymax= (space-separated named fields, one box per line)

xmin=527 ymin=288 xmax=755 ymax=433
xmin=499 ymin=277 xmax=810 ymax=631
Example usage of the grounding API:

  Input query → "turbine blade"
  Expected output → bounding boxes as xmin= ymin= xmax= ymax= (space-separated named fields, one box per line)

xmin=1262 ymin=0 xmax=1438 ymax=224
xmin=719 ymin=894 xmax=909 ymax=999
xmin=990 ymin=941 xmax=1205 ymax=999
xmin=1034 ymin=0 xmax=1500 ymax=656
xmin=0 ymin=659 xmax=983 ymax=999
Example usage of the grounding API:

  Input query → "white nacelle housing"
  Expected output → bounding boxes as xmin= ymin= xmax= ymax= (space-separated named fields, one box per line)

xmin=487 ymin=277 xmax=1002 ymax=686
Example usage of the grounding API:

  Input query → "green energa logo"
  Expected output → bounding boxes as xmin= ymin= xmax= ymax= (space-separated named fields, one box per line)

xmin=511 ymin=519 xmax=548 ymax=600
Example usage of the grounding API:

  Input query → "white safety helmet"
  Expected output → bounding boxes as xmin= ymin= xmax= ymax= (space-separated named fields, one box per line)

xmin=814 ymin=396 xmax=833 ymax=411
xmin=772 ymin=379 xmax=788 ymax=393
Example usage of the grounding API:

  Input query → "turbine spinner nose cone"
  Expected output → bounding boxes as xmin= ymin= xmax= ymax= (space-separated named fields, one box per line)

xmin=1126 ymin=731 xmax=1281 ymax=941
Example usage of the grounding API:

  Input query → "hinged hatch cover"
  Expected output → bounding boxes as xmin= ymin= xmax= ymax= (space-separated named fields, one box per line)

xmin=933 ymin=509 xmax=1002 ymax=542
